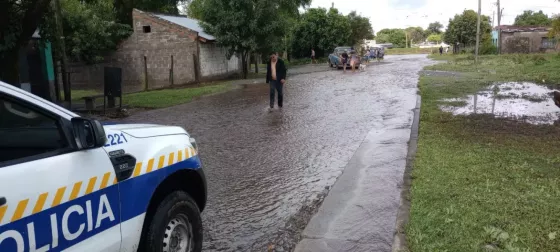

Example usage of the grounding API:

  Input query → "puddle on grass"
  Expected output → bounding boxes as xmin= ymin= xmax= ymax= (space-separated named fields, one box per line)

xmin=440 ymin=82 xmax=560 ymax=125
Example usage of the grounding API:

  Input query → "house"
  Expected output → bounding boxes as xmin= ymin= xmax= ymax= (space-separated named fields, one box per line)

xmin=69 ymin=9 xmax=241 ymax=93
xmin=494 ymin=25 xmax=558 ymax=54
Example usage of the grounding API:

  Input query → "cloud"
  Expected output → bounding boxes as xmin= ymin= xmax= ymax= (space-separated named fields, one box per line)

xmin=389 ymin=0 xmax=428 ymax=9
xmin=309 ymin=0 xmax=560 ymax=34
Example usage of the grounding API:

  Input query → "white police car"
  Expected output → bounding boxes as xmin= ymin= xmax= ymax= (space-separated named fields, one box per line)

xmin=0 ymin=81 xmax=206 ymax=252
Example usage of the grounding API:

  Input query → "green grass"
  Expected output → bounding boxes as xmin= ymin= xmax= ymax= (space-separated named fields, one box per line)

xmin=386 ymin=47 xmax=438 ymax=55
xmin=407 ymin=54 xmax=560 ymax=252
xmin=122 ymin=84 xmax=231 ymax=108
xmin=61 ymin=89 xmax=101 ymax=101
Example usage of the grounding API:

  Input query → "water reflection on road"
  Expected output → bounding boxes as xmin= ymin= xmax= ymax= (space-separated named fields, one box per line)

xmin=122 ymin=55 xmax=432 ymax=251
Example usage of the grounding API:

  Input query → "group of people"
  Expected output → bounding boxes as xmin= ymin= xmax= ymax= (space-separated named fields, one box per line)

xmin=340 ymin=49 xmax=360 ymax=73
xmin=365 ymin=47 xmax=384 ymax=63
xmin=438 ymin=45 xmax=449 ymax=55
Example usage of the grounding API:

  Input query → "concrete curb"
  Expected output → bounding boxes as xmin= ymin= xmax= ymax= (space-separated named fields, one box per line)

xmin=391 ymin=94 xmax=421 ymax=252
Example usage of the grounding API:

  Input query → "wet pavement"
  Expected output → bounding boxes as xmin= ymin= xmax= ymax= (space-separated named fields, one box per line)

xmin=121 ymin=54 xmax=433 ymax=251
xmin=441 ymin=82 xmax=560 ymax=125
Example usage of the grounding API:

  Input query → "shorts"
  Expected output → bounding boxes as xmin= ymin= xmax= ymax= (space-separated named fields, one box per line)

xmin=342 ymin=58 xmax=347 ymax=64
xmin=311 ymin=56 xmax=315 ymax=59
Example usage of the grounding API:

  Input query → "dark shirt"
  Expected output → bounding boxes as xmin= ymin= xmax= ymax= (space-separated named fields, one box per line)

xmin=266 ymin=58 xmax=287 ymax=84
xmin=341 ymin=52 xmax=349 ymax=59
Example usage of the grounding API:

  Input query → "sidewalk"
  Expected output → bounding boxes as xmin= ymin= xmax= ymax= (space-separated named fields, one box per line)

xmin=294 ymin=95 xmax=421 ymax=252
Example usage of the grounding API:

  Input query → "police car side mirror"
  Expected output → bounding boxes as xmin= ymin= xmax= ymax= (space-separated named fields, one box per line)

xmin=71 ymin=118 xmax=107 ymax=149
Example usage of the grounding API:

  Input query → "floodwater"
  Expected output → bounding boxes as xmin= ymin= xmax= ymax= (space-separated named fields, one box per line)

xmin=121 ymin=55 xmax=433 ymax=251
xmin=441 ymin=82 xmax=560 ymax=125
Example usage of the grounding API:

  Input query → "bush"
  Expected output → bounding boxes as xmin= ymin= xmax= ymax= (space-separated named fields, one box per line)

xmin=532 ymin=55 xmax=548 ymax=65
xmin=479 ymin=41 xmax=497 ymax=55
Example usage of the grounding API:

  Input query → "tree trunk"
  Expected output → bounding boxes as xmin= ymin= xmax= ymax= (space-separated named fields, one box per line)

xmin=0 ymin=48 xmax=21 ymax=86
xmin=254 ymin=53 xmax=258 ymax=74
xmin=241 ymin=51 xmax=248 ymax=79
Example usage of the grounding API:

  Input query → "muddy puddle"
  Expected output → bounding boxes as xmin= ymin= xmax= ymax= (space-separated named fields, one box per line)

xmin=440 ymin=82 xmax=560 ymax=125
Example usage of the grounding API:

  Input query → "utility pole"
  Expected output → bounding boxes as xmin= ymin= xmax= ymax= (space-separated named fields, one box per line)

xmin=497 ymin=0 xmax=503 ymax=54
xmin=475 ymin=0 xmax=481 ymax=63
xmin=53 ymin=0 xmax=70 ymax=104
xmin=405 ymin=32 xmax=408 ymax=48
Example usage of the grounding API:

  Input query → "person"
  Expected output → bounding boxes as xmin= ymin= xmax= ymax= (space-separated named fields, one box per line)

xmin=376 ymin=48 xmax=382 ymax=62
xmin=311 ymin=48 xmax=317 ymax=64
xmin=445 ymin=46 xmax=449 ymax=54
xmin=341 ymin=50 xmax=349 ymax=73
xmin=439 ymin=46 xmax=443 ymax=55
xmin=266 ymin=52 xmax=287 ymax=111
xmin=350 ymin=51 xmax=358 ymax=73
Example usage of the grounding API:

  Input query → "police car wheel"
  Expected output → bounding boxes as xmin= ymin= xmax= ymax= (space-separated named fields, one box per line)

xmin=142 ymin=191 xmax=203 ymax=252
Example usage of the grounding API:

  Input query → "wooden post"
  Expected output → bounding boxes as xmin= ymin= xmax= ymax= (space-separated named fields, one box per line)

xmin=144 ymin=56 xmax=148 ymax=90
xmin=170 ymin=55 xmax=174 ymax=86
xmin=475 ymin=0 xmax=481 ymax=63
xmin=193 ymin=53 xmax=200 ymax=83
xmin=54 ymin=0 xmax=70 ymax=104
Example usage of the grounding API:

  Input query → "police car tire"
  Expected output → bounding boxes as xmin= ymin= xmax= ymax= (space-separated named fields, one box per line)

xmin=141 ymin=191 xmax=203 ymax=252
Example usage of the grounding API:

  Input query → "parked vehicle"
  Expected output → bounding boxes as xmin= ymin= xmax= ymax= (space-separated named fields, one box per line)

xmin=0 ymin=81 xmax=207 ymax=252
xmin=328 ymin=46 xmax=361 ymax=69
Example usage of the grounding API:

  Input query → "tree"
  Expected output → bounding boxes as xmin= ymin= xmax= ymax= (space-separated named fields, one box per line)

xmin=199 ymin=0 xmax=296 ymax=79
xmin=377 ymin=28 xmax=406 ymax=47
xmin=514 ymin=10 xmax=551 ymax=26
xmin=443 ymin=10 xmax=491 ymax=46
xmin=347 ymin=11 xmax=375 ymax=46
xmin=427 ymin=22 xmax=443 ymax=34
xmin=375 ymin=33 xmax=390 ymax=44
xmin=427 ymin=33 xmax=442 ymax=43
xmin=0 ymin=0 xmax=52 ymax=84
xmin=551 ymin=14 xmax=560 ymax=37
xmin=405 ymin=26 xmax=425 ymax=44
xmin=184 ymin=0 xmax=204 ymax=19
xmin=291 ymin=8 xmax=351 ymax=58
xmin=41 ymin=0 xmax=132 ymax=64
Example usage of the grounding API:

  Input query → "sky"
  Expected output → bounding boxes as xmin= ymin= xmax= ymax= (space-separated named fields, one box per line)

xmin=309 ymin=0 xmax=560 ymax=34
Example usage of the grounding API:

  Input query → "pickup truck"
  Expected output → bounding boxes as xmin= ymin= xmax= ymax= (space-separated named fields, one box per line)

xmin=0 ymin=81 xmax=206 ymax=252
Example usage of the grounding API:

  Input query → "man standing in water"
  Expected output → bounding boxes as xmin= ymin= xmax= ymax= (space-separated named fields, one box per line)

xmin=266 ymin=52 xmax=287 ymax=111
xmin=311 ymin=48 xmax=317 ymax=64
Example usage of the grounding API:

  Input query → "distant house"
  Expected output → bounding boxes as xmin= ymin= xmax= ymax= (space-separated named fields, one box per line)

xmin=69 ymin=9 xmax=241 ymax=93
xmin=494 ymin=25 xmax=558 ymax=54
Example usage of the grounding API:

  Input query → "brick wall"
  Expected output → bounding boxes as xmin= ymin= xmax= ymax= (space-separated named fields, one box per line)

xmin=199 ymin=42 xmax=241 ymax=80
xmin=501 ymin=31 xmax=559 ymax=54
xmin=69 ymin=9 xmax=199 ymax=93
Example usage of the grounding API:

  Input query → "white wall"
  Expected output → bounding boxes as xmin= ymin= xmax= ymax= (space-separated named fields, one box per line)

xmin=199 ymin=42 xmax=240 ymax=78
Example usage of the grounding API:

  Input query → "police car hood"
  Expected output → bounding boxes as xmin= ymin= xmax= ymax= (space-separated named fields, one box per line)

xmin=103 ymin=123 xmax=189 ymax=138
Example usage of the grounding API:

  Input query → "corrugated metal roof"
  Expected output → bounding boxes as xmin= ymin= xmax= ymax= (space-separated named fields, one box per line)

xmin=495 ymin=25 xmax=550 ymax=33
xmin=153 ymin=14 xmax=215 ymax=41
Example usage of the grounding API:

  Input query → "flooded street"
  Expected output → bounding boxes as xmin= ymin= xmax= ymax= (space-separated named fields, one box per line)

xmin=122 ymin=54 xmax=433 ymax=251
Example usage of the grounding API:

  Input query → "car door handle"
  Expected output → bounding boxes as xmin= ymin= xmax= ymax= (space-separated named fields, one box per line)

xmin=0 ymin=197 xmax=6 ymax=207
xmin=110 ymin=154 xmax=137 ymax=182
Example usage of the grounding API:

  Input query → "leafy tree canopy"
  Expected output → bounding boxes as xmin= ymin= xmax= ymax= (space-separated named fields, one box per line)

xmin=405 ymin=26 xmax=425 ymax=44
xmin=427 ymin=33 xmax=442 ymax=43
xmin=514 ymin=10 xmax=551 ymax=26
xmin=427 ymin=22 xmax=443 ymax=34
xmin=291 ymin=8 xmax=351 ymax=57
xmin=0 ymin=0 xmax=52 ymax=83
xmin=347 ymin=11 xmax=375 ymax=46
xmin=377 ymin=28 xmax=406 ymax=47
xmin=41 ymin=0 xmax=132 ymax=64
xmin=443 ymin=9 xmax=491 ymax=45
